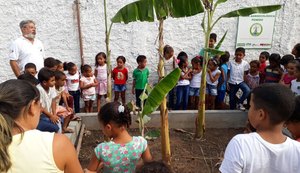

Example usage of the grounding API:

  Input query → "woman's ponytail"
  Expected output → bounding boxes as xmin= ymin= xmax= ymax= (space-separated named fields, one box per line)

xmin=0 ymin=114 xmax=12 ymax=172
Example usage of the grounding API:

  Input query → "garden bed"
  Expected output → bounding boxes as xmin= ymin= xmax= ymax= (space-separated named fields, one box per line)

xmin=79 ymin=128 xmax=243 ymax=173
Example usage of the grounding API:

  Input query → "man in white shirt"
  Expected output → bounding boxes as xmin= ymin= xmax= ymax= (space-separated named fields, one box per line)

xmin=9 ymin=20 xmax=45 ymax=77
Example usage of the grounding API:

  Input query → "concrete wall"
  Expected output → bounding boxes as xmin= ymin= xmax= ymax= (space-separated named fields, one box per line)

xmin=0 ymin=0 xmax=299 ymax=101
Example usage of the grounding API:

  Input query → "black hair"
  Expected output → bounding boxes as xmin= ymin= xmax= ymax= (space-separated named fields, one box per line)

xmin=287 ymin=96 xmax=300 ymax=123
xmin=177 ymin=56 xmax=188 ymax=68
xmin=54 ymin=70 xmax=66 ymax=80
xmin=219 ymin=51 xmax=230 ymax=66
xmin=17 ymin=73 xmax=39 ymax=86
xmin=81 ymin=64 xmax=92 ymax=73
xmin=191 ymin=56 xmax=203 ymax=66
xmin=177 ymin=51 xmax=188 ymax=59
xmin=252 ymin=83 xmax=295 ymax=125
xmin=210 ymin=33 xmax=217 ymax=42
xmin=38 ymin=68 xmax=55 ymax=83
xmin=95 ymin=52 xmax=107 ymax=66
xmin=0 ymin=79 xmax=40 ymax=172
xmin=117 ymin=56 xmax=126 ymax=63
xmin=136 ymin=161 xmax=173 ymax=173
xmin=163 ymin=45 xmax=174 ymax=57
xmin=44 ymin=57 xmax=59 ymax=68
xmin=269 ymin=53 xmax=281 ymax=67
xmin=24 ymin=63 xmax=36 ymax=70
xmin=295 ymin=63 xmax=300 ymax=72
xmin=136 ymin=55 xmax=146 ymax=64
xmin=235 ymin=47 xmax=245 ymax=55
xmin=250 ymin=60 xmax=260 ymax=68
xmin=209 ymin=57 xmax=219 ymax=66
xmin=260 ymin=51 xmax=270 ymax=60
xmin=66 ymin=62 xmax=76 ymax=71
xmin=98 ymin=102 xmax=131 ymax=128
xmin=56 ymin=59 xmax=62 ymax=65
xmin=280 ymin=54 xmax=295 ymax=66
xmin=293 ymin=43 xmax=300 ymax=58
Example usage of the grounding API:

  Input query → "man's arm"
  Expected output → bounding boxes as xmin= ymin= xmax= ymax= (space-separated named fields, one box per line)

xmin=10 ymin=60 xmax=21 ymax=77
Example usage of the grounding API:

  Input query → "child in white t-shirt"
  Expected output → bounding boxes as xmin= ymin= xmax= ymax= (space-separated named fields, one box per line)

xmin=66 ymin=62 xmax=80 ymax=113
xmin=220 ymin=83 xmax=300 ymax=173
xmin=227 ymin=47 xmax=250 ymax=110
xmin=206 ymin=58 xmax=221 ymax=110
xmin=80 ymin=65 xmax=98 ymax=113
xmin=189 ymin=56 xmax=202 ymax=109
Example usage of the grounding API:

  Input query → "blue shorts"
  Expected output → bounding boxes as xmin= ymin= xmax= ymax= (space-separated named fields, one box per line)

xmin=216 ymin=90 xmax=226 ymax=102
xmin=189 ymin=87 xmax=200 ymax=96
xmin=114 ymin=84 xmax=126 ymax=92
xmin=206 ymin=84 xmax=218 ymax=96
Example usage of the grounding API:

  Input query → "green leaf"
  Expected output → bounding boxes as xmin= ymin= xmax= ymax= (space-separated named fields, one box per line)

xmin=142 ymin=68 xmax=181 ymax=116
xmin=204 ymin=48 xmax=225 ymax=56
xmin=139 ymin=91 xmax=148 ymax=102
xmin=215 ymin=30 xmax=227 ymax=50
xmin=221 ymin=5 xmax=281 ymax=18
xmin=136 ymin=115 xmax=152 ymax=124
xmin=146 ymin=84 xmax=153 ymax=94
xmin=145 ymin=129 xmax=161 ymax=140
xmin=112 ymin=0 xmax=204 ymax=24
xmin=215 ymin=0 xmax=227 ymax=6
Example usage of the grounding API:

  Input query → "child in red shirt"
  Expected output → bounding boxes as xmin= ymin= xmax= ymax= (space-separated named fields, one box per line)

xmin=112 ymin=56 xmax=128 ymax=104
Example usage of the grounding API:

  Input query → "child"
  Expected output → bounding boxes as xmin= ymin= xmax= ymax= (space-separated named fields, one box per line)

xmin=18 ymin=73 xmax=39 ymax=85
xmin=95 ymin=52 xmax=108 ymax=112
xmin=163 ymin=45 xmax=176 ymax=109
xmin=24 ymin=62 xmax=37 ymax=76
xmin=216 ymin=52 xmax=230 ymax=109
xmin=199 ymin=33 xmax=217 ymax=58
xmin=280 ymin=59 xmax=299 ymax=87
xmin=286 ymin=96 xmax=300 ymax=142
xmin=112 ymin=56 xmax=128 ymax=105
xmin=189 ymin=56 xmax=202 ymax=110
xmin=291 ymin=64 xmax=300 ymax=96
xmin=44 ymin=57 xmax=59 ymax=71
xmin=132 ymin=55 xmax=149 ymax=108
xmin=36 ymin=68 xmax=60 ymax=133
xmin=245 ymin=60 xmax=260 ymax=109
xmin=206 ymin=58 xmax=221 ymax=110
xmin=66 ymin=62 xmax=81 ymax=113
xmin=279 ymin=54 xmax=294 ymax=73
xmin=54 ymin=71 xmax=74 ymax=133
xmin=264 ymin=53 xmax=283 ymax=83
xmin=227 ymin=47 xmax=250 ymax=110
xmin=292 ymin=43 xmax=300 ymax=59
xmin=86 ymin=102 xmax=152 ymax=172
xmin=137 ymin=161 xmax=173 ymax=173
xmin=258 ymin=51 xmax=269 ymax=81
xmin=56 ymin=59 xmax=64 ymax=71
xmin=220 ymin=83 xmax=300 ymax=173
xmin=80 ymin=64 xmax=98 ymax=113
xmin=175 ymin=54 xmax=191 ymax=110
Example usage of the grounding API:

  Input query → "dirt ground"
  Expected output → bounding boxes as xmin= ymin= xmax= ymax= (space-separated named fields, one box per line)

xmin=79 ymin=128 xmax=243 ymax=173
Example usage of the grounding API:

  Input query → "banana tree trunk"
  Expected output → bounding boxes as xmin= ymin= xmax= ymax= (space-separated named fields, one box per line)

xmin=158 ymin=19 xmax=171 ymax=164
xmin=195 ymin=10 xmax=211 ymax=139
xmin=104 ymin=0 xmax=112 ymax=101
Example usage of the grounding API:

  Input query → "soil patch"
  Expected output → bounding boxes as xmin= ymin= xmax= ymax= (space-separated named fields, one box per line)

xmin=79 ymin=128 xmax=243 ymax=173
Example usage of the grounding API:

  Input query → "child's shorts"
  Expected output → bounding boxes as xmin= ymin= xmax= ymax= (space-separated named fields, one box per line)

xmin=216 ymin=90 xmax=226 ymax=102
xmin=114 ymin=84 xmax=126 ymax=92
xmin=83 ymin=94 xmax=96 ymax=101
xmin=189 ymin=87 xmax=200 ymax=96
xmin=206 ymin=84 xmax=218 ymax=96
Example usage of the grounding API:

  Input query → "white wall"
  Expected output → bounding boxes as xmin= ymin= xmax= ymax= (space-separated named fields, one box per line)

xmin=0 ymin=0 xmax=299 ymax=96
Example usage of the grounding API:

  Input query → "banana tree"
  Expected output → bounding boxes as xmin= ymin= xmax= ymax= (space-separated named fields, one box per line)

xmin=195 ymin=0 xmax=281 ymax=139
xmin=111 ymin=0 xmax=204 ymax=164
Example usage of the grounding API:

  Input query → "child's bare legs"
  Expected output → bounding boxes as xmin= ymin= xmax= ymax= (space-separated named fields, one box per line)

xmin=62 ymin=115 xmax=73 ymax=133
xmin=210 ymin=95 xmax=216 ymax=110
xmin=189 ymin=96 xmax=195 ymax=110
xmin=121 ymin=91 xmax=126 ymax=105
xmin=84 ymin=101 xmax=90 ymax=113
xmin=97 ymin=95 xmax=101 ymax=112
xmin=194 ymin=96 xmax=199 ymax=109
xmin=114 ymin=91 xmax=120 ymax=102
xmin=88 ymin=100 xmax=94 ymax=112
xmin=205 ymin=94 xmax=210 ymax=109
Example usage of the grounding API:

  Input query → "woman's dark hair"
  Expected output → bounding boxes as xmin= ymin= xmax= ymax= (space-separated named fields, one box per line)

xmin=0 ymin=79 xmax=40 ymax=172
xmin=98 ymin=102 xmax=131 ymax=128
xmin=163 ymin=45 xmax=174 ymax=57
xmin=95 ymin=52 xmax=107 ymax=66
xmin=136 ymin=161 xmax=173 ymax=173
xmin=117 ymin=56 xmax=127 ymax=63
xmin=252 ymin=83 xmax=295 ymax=125
xmin=220 ymin=51 xmax=230 ymax=66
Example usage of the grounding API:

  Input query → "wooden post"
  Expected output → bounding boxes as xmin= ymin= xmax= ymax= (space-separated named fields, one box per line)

xmin=75 ymin=0 xmax=84 ymax=66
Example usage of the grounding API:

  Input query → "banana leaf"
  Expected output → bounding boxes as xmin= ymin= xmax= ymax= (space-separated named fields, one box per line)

xmin=215 ymin=30 xmax=227 ymax=50
xmin=203 ymin=48 xmax=225 ymax=56
xmin=142 ymin=68 xmax=180 ymax=116
xmin=111 ymin=0 xmax=204 ymax=24
xmin=221 ymin=5 xmax=281 ymax=18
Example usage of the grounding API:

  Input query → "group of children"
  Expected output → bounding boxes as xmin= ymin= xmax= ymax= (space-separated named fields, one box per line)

xmin=163 ymin=35 xmax=300 ymax=111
